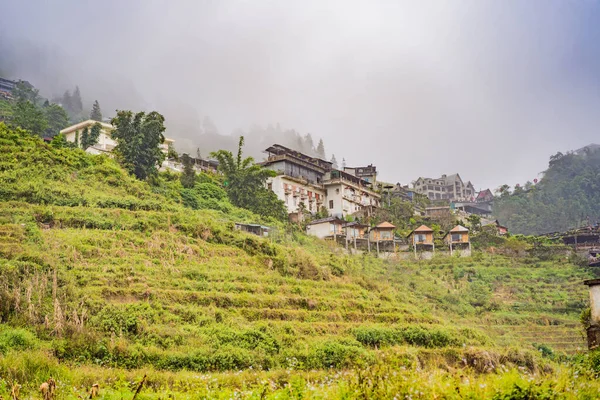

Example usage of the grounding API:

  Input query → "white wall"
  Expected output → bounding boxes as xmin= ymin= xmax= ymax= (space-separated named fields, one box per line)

xmin=306 ymin=222 xmax=339 ymax=239
xmin=267 ymin=176 xmax=326 ymax=215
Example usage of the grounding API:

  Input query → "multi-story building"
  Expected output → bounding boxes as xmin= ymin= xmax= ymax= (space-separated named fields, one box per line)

xmin=261 ymin=144 xmax=381 ymax=217
xmin=323 ymin=169 xmax=380 ymax=218
xmin=412 ymin=173 xmax=475 ymax=201
xmin=0 ymin=77 xmax=16 ymax=94
xmin=261 ymin=144 xmax=329 ymax=215
xmin=60 ymin=120 xmax=174 ymax=156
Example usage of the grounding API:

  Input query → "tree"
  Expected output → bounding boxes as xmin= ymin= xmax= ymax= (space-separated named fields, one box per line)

xmin=316 ymin=139 xmax=326 ymax=159
xmin=330 ymin=154 xmax=338 ymax=169
xmin=50 ymin=133 xmax=77 ymax=149
xmin=167 ymin=142 xmax=179 ymax=160
xmin=80 ymin=122 xmax=101 ymax=150
xmin=304 ymin=133 xmax=315 ymax=155
xmin=13 ymin=81 xmax=40 ymax=104
xmin=180 ymin=153 xmax=196 ymax=188
xmin=90 ymin=100 xmax=102 ymax=121
xmin=110 ymin=110 xmax=166 ymax=180
xmin=44 ymin=103 xmax=69 ymax=137
xmin=61 ymin=90 xmax=72 ymax=113
xmin=210 ymin=136 xmax=287 ymax=221
xmin=11 ymin=101 xmax=48 ymax=136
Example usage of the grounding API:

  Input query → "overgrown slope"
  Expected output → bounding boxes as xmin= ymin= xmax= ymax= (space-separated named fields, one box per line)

xmin=1 ymin=124 xmax=599 ymax=398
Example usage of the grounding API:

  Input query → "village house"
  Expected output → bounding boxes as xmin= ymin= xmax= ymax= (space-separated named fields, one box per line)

xmin=234 ymin=223 xmax=271 ymax=237
xmin=412 ymin=174 xmax=475 ymax=201
xmin=60 ymin=120 xmax=174 ymax=156
xmin=483 ymin=220 xmax=508 ymax=235
xmin=443 ymin=225 xmax=471 ymax=256
xmin=344 ymin=221 xmax=369 ymax=240
xmin=407 ymin=225 xmax=435 ymax=254
xmin=306 ymin=217 xmax=345 ymax=240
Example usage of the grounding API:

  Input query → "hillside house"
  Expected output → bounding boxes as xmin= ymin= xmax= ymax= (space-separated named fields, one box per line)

xmin=306 ymin=217 xmax=345 ymax=240
xmin=234 ymin=223 xmax=270 ymax=237
xmin=261 ymin=144 xmax=329 ymax=215
xmin=344 ymin=164 xmax=377 ymax=184
xmin=413 ymin=174 xmax=475 ymax=201
xmin=407 ymin=225 xmax=435 ymax=254
xmin=324 ymin=169 xmax=381 ymax=218
xmin=343 ymin=221 xmax=370 ymax=250
xmin=370 ymin=221 xmax=400 ymax=253
xmin=476 ymin=189 xmax=494 ymax=203
xmin=484 ymin=220 xmax=508 ymax=236
xmin=261 ymin=145 xmax=380 ymax=218
xmin=60 ymin=120 xmax=174 ymax=156
xmin=443 ymin=225 xmax=471 ymax=256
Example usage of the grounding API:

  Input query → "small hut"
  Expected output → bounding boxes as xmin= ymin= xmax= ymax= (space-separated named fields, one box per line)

xmin=443 ymin=225 xmax=470 ymax=255
xmin=306 ymin=217 xmax=345 ymax=240
xmin=407 ymin=225 xmax=434 ymax=255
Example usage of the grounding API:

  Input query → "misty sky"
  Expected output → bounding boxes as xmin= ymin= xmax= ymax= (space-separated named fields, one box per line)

xmin=2 ymin=1 xmax=600 ymax=190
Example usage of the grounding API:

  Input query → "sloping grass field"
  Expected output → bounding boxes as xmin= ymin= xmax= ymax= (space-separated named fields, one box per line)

xmin=2 ymin=123 xmax=600 ymax=398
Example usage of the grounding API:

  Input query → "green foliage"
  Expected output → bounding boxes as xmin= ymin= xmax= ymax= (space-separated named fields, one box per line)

xmin=180 ymin=153 xmax=196 ymax=188
xmin=0 ymin=328 xmax=38 ymax=354
xmin=11 ymin=100 xmax=48 ymax=136
xmin=494 ymin=148 xmax=600 ymax=234
xmin=80 ymin=122 xmax=101 ymax=150
xmin=211 ymin=136 xmax=287 ymax=221
xmin=43 ymin=103 xmax=69 ymax=137
xmin=110 ymin=110 xmax=166 ymax=180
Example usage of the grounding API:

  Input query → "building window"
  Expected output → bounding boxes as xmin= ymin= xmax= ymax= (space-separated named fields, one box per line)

xmin=336 ymin=188 xmax=340 ymax=194
xmin=329 ymin=200 xmax=334 ymax=209
xmin=267 ymin=182 xmax=272 ymax=190
xmin=416 ymin=234 xmax=426 ymax=243
xmin=451 ymin=233 xmax=462 ymax=242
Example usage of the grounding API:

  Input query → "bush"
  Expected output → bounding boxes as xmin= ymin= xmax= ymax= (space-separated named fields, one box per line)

xmin=0 ymin=328 xmax=38 ymax=354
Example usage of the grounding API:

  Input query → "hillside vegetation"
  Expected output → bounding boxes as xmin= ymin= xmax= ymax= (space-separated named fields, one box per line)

xmin=2 ymin=123 xmax=600 ymax=398
xmin=494 ymin=148 xmax=600 ymax=235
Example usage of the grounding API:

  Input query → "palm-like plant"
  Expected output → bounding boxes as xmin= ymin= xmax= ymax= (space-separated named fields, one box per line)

xmin=211 ymin=137 xmax=285 ymax=220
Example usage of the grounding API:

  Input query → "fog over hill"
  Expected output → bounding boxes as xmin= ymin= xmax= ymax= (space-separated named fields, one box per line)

xmin=2 ymin=1 xmax=600 ymax=188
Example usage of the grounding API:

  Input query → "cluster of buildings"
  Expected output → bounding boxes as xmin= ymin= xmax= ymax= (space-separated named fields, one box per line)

xmin=260 ymin=144 xmax=381 ymax=219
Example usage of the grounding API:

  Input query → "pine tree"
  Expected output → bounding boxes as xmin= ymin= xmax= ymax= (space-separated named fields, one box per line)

xmin=61 ymin=90 xmax=72 ymax=112
xmin=330 ymin=154 xmax=338 ymax=169
xmin=90 ymin=100 xmax=102 ymax=121
xmin=316 ymin=139 xmax=326 ymax=159
xmin=304 ymin=133 xmax=315 ymax=155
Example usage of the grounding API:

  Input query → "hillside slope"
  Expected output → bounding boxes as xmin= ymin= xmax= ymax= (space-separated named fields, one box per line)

xmin=1 ymin=124 xmax=599 ymax=398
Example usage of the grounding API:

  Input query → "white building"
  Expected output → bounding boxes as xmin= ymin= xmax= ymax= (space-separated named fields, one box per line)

xmin=412 ymin=173 xmax=475 ymax=201
xmin=324 ymin=170 xmax=380 ymax=218
xmin=306 ymin=217 xmax=345 ymax=239
xmin=60 ymin=120 xmax=174 ymax=156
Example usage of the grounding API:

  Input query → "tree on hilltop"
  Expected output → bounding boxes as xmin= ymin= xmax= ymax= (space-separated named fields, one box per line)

xmin=316 ymin=139 xmax=326 ymax=159
xmin=111 ymin=110 xmax=166 ymax=180
xmin=211 ymin=136 xmax=287 ymax=220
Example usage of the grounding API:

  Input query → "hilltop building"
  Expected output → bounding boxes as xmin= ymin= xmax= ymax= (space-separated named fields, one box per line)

xmin=60 ymin=120 xmax=174 ymax=156
xmin=0 ymin=77 xmax=16 ymax=95
xmin=261 ymin=144 xmax=380 ymax=218
xmin=412 ymin=173 xmax=475 ymax=201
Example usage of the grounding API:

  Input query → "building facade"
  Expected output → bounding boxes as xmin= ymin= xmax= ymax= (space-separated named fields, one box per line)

xmin=60 ymin=120 xmax=174 ymax=156
xmin=261 ymin=144 xmax=381 ymax=218
xmin=412 ymin=173 xmax=475 ymax=201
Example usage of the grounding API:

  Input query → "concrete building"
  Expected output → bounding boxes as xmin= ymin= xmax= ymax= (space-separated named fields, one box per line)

xmin=306 ymin=217 xmax=345 ymax=239
xmin=261 ymin=144 xmax=380 ymax=218
xmin=60 ymin=120 xmax=174 ymax=156
xmin=343 ymin=165 xmax=377 ymax=184
xmin=412 ymin=173 xmax=475 ymax=201
xmin=0 ymin=77 xmax=16 ymax=95
xmin=323 ymin=169 xmax=381 ymax=218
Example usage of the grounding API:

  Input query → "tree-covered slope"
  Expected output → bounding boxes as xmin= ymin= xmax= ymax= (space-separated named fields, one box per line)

xmin=494 ymin=148 xmax=600 ymax=235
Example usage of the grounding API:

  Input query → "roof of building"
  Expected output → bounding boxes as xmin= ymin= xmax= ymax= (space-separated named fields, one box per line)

xmin=307 ymin=216 xmax=345 ymax=226
xmin=476 ymin=189 xmax=493 ymax=199
xmin=375 ymin=221 xmax=396 ymax=229
xmin=450 ymin=225 xmax=469 ymax=232
xmin=343 ymin=221 xmax=369 ymax=228
xmin=409 ymin=225 xmax=433 ymax=234
xmin=60 ymin=119 xmax=113 ymax=135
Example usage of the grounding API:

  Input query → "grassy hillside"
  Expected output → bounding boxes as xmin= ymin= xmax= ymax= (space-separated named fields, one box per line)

xmin=2 ymin=123 xmax=600 ymax=398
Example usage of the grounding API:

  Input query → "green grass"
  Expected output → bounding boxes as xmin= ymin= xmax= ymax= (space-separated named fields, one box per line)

xmin=2 ymin=123 xmax=600 ymax=398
